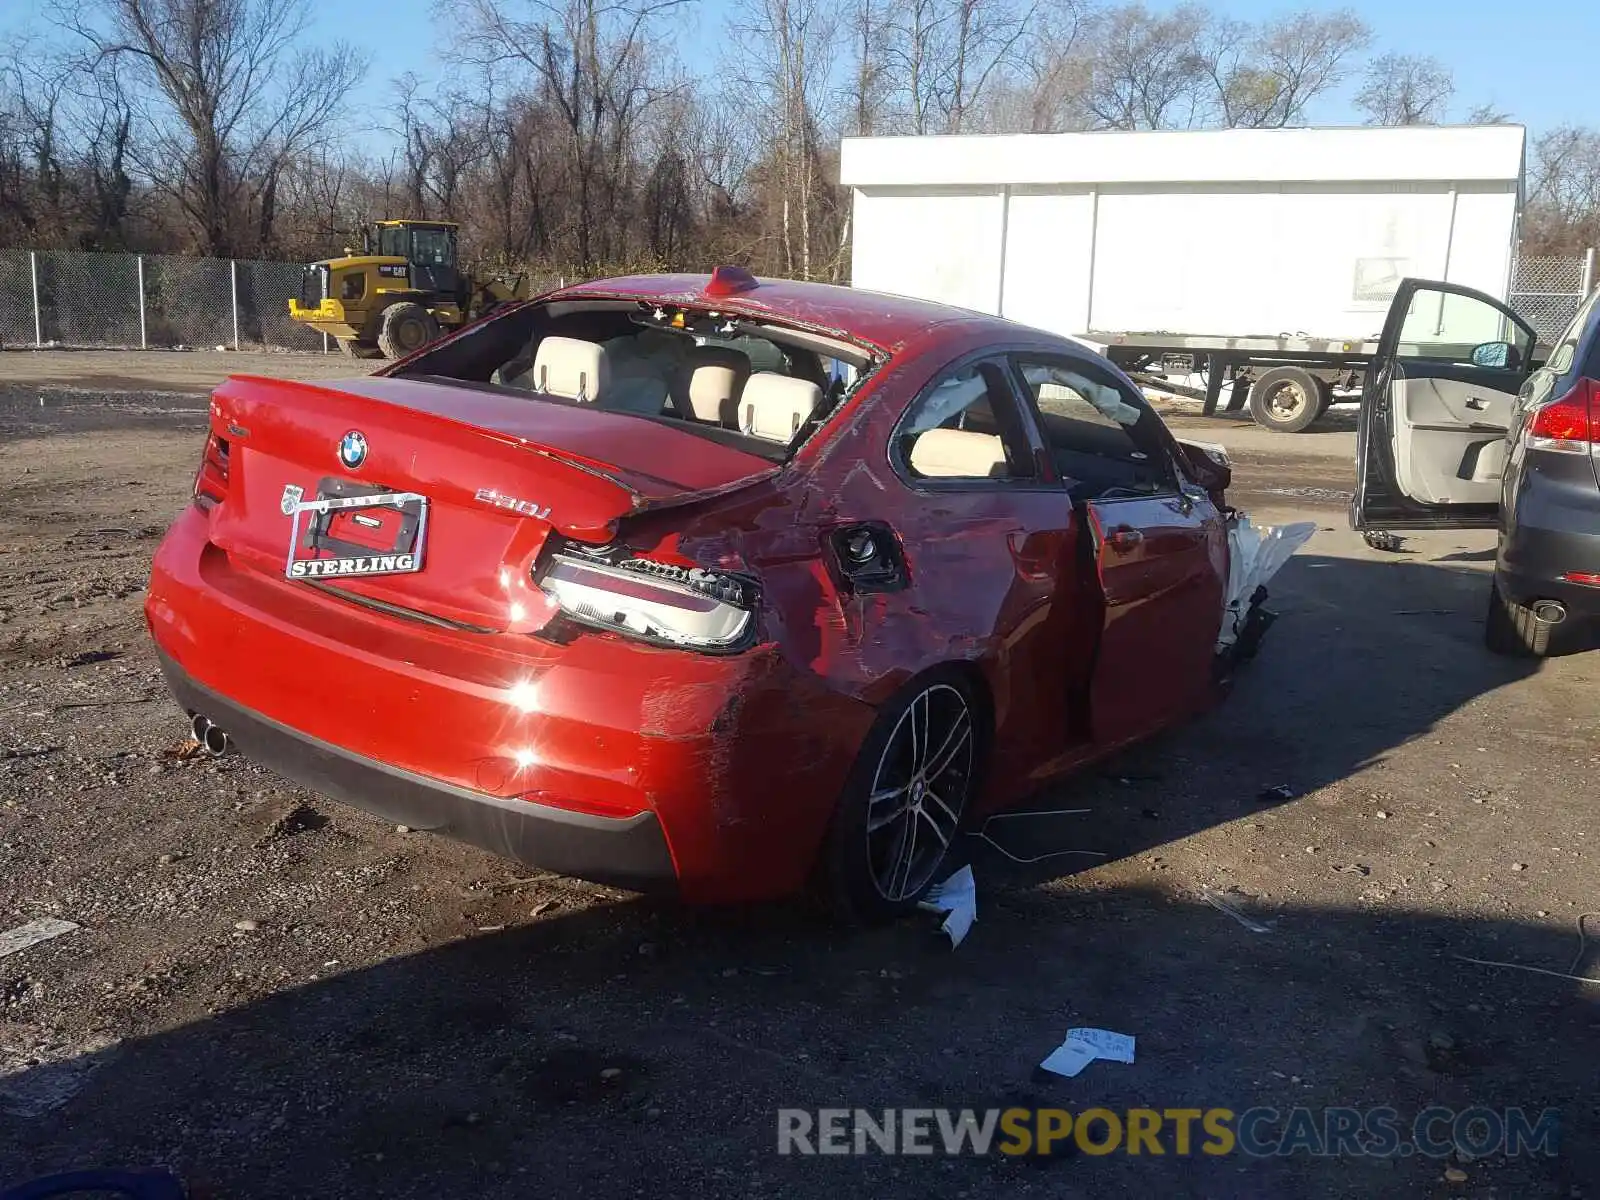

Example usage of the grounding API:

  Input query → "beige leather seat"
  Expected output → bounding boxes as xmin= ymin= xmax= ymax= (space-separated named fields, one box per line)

xmin=908 ymin=428 xmax=1010 ymax=478
xmin=523 ymin=335 xmax=609 ymax=402
xmin=739 ymin=373 xmax=821 ymax=444
xmin=683 ymin=346 xmax=751 ymax=424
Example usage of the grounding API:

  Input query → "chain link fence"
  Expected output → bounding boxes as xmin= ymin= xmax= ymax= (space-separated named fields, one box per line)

xmin=1509 ymin=253 xmax=1596 ymax=344
xmin=7 ymin=246 xmax=1590 ymax=352
xmin=0 ymin=249 xmax=573 ymax=354
xmin=0 ymin=248 xmax=326 ymax=352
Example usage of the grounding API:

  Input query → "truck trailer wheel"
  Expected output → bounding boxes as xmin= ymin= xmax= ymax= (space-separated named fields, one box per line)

xmin=1248 ymin=366 xmax=1323 ymax=433
xmin=377 ymin=303 xmax=441 ymax=359
xmin=1314 ymin=376 xmax=1335 ymax=416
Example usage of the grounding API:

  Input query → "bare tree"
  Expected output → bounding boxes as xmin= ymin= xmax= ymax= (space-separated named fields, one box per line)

xmin=1082 ymin=4 xmax=1209 ymax=131
xmin=1009 ymin=0 xmax=1094 ymax=132
xmin=48 ymin=0 xmax=365 ymax=256
xmin=1465 ymin=102 xmax=1513 ymax=125
xmin=942 ymin=0 xmax=1035 ymax=132
xmin=1198 ymin=8 xmax=1368 ymax=128
xmin=728 ymin=0 xmax=838 ymax=278
xmin=70 ymin=58 xmax=137 ymax=247
xmin=883 ymin=0 xmax=946 ymax=134
xmin=878 ymin=0 xmax=1033 ymax=134
xmin=0 ymin=47 xmax=71 ymax=244
xmin=843 ymin=0 xmax=893 ymax=136
xmin=454 ymin=0 xmax=692 ymax=274
xmin=1353 ymin=52 xmax=1453 ymax=127
xmin=1524 ymin=125 xmax=1600 ymax=257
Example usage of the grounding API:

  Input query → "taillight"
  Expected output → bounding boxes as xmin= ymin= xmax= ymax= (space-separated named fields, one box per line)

xmin=1526 ymin=379 xmax=1598 ymax=454
xmin=193 ymin=433 xmax=230 ymax=508
xmin=536 ymin=552 xmax=753 ymax=650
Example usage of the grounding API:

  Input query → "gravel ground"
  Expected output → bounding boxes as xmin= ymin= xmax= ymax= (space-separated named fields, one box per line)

xmin=0 ymin=347 xmax=380 ymax=394
xmin=1 ymin=369 xmax=1598 ymax=1199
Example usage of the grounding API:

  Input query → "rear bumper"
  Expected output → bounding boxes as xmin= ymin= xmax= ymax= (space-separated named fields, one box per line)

xmin=145 ymin=505 xmax=876 ymax=902
xmin=1499 ymin=476 xmax=1600 ymax=624
xmin=157 ymin=648 xmax=678 ymax=892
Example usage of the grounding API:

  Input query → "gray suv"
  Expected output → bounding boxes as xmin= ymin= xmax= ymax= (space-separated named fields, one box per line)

xmin=1351 ymin=277 xmax=1600 ymax=657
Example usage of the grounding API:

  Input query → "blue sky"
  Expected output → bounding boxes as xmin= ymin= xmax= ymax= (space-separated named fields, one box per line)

xmin=304 ymin=0 xmax=1594 ymax=133
xmin=14 ymin=0 xmax=1598 ymax=136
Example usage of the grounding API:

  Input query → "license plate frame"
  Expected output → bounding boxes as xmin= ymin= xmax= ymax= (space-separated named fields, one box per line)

xmin=285 ymin=484 xmax=430 ymax=581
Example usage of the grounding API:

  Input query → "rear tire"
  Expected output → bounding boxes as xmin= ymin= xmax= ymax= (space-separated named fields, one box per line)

xmin=1249 ymin=366 xmax=1323 ymax=433
xmin=814 ymin=670 xmax=983 ymax=925
xmin=377 ymin=302 xmax=440 ymax=359
xmin=1485 ymin=575 xmax=1562 ymax=658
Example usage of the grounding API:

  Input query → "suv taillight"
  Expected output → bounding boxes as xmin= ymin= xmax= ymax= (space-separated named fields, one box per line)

xmin=193 ymin=433 xmax=230 ymax=508
xmin=1526 ymin=378 xmax=1598 ymax=454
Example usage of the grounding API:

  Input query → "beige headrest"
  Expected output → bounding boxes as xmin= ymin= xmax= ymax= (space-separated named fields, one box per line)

xmin=739 ymin=373 xmax=822 ymax=444
xmin=531 ymin=336 xmax=609 ymax=402
xmin=908 ymin=428 xmax=1010 ymax=478
xmin=685 ymin=346 xmax=752 ymax=423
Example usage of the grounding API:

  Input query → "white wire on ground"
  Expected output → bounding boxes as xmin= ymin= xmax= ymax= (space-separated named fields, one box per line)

xmin=1454 ymin=912 xmax=1600 ymax=987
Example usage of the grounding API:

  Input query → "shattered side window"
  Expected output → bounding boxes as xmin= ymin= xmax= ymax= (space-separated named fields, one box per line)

xmin=1015 ymin=354 xmax=1171 ymax=496
xmin=1022 ymin=363 xmax=1143 ymax=429
xmin=897 ymin=360 xmax=1033 ymax=482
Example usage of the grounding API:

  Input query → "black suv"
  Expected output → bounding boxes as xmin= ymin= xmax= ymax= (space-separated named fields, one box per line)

xmin=1352 ymin=277 xmax=1600 ymax=657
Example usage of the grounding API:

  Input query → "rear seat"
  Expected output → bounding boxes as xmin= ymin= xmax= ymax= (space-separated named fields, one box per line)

xmin=908 ymin=428 xmax=1010 ymax=478
xmin=739 ymin=373 xmax=821 ymax=444
xmin=682 ymin=346 xmax=751 ymax=425
xmin=507 ymin=335 xmax=610 ymax=402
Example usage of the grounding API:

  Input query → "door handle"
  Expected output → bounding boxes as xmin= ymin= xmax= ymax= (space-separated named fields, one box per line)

xmin=1106 ymin=525 xmax=1143 ymax=553
xmin=1465 ymin=397 xmax=1488 ymax=410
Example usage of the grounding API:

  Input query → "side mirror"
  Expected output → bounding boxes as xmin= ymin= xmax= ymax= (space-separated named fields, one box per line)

xmin=1470 ymin=341 xmax=1519 ymax=371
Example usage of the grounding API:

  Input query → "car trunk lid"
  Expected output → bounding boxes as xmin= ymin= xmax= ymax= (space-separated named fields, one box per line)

xmin=204 ymin=373 xmax=778 ymax=632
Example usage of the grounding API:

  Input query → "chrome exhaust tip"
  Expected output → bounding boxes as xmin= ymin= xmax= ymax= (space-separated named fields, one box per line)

xmin=189 ymin=712 xmax=230 ymax=757
xmin=201 ymin=723 xmax=230 ymax=757
xmin=1533 ymin=600 xmax=1568 ymax=624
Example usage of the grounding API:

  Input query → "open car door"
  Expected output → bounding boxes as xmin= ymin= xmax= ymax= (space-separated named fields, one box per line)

xmin=1352 ymin=279 xmax=1538 ymax=533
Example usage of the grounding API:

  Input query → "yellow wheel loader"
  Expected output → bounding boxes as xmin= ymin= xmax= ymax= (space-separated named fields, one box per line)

xmin=288 ymin=220 xmax=531 ymax=359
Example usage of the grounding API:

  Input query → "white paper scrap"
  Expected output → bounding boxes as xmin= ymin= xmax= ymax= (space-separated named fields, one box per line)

xmin=918 ymin=865 xmax=977 ymax=948
xmin=1067 ymin=1027 xmax=1136 ymax=1064
xmin=0 ymin=918 xmax=79 ymax=959
xmin=1039 ymin=1039 xmax=1098 ymax=1078
xmin=1040 ymin=1028 xmax=1136 ymax=1078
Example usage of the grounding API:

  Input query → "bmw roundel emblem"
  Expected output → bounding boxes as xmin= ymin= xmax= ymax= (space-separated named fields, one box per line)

xmin=338 ymin=430 xmax=368 ymax=470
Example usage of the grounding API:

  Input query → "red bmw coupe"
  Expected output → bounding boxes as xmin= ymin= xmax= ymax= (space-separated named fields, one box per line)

xmin=146 ymin=268 xmax=1259 ymax=920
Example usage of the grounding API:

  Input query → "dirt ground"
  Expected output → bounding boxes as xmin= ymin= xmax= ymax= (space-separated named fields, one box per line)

xmin=0 ymin=347 xmax=381 ymax=394
xmin=1 ymin=358 xmax=1598 ymax=1199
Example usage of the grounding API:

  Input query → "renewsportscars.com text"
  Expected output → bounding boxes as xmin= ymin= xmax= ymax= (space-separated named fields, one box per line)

xmin=777 ymin=1106 xmax=1560 ymax=1159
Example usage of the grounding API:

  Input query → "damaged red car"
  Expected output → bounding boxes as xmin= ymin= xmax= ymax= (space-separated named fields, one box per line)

xmin=146 ymin=269 xmax=1271 ymax=920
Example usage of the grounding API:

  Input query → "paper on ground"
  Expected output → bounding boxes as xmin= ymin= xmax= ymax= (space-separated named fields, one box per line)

xmin=1040 ymin=1039 xmax=1098 ymax=1077
xmin=1040 ymin=1027 xmax=1136 ymax=1078
xmin=0 ymin=919 xmax=78 ymax=959
xmin=1069 ymin=1028 xmax=1136 ymax=1063
xmin=1217 ymin=517 xmax=1317 ymax=649
xmin=918 ymin=865 xmax=976 ymax=948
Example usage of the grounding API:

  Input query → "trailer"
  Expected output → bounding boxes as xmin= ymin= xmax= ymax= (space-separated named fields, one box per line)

xmin=840 ymin=125 xmax=1528 ymax=432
